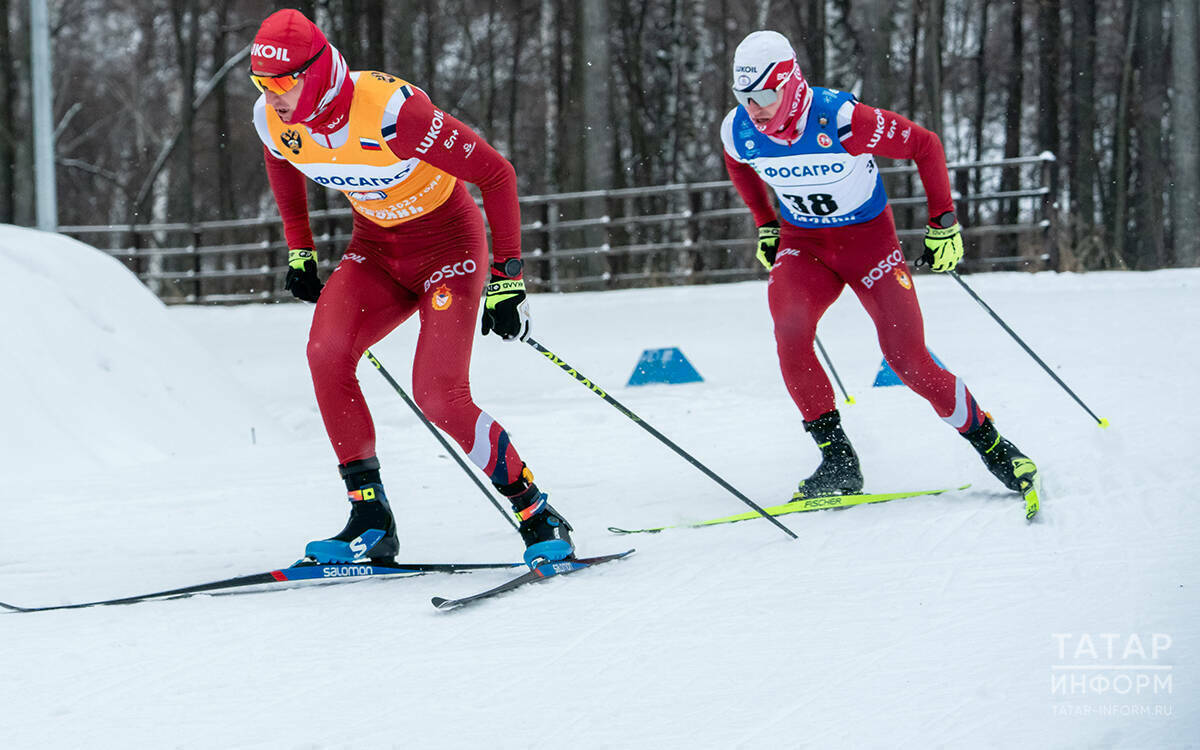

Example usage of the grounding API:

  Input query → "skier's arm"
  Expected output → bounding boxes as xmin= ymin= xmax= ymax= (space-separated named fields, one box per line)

xmin=263 ymin=146 xmax=315 ymax=250
xmin=840 ymin=102 xmax=955 ymax=222
xmin=723 ymin=153 xmax=784 ymax=269
xmin=384 ymin=89 xmax=522 ymax=267
xmin=723 ymin=153 xmax=778 ymax=227
xmin=263 ymin=147 xmax=324 ymax=300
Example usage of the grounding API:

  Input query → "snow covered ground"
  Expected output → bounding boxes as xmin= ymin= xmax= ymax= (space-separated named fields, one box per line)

xmin=0 ymin=226 xmax=1196 ymax=748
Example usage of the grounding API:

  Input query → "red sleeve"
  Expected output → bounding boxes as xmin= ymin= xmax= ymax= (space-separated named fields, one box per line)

xmin=841 ymin=102 xmax=955 ymax=222
xmin=723 ymin=153 xmax=778 ymax=227
xmin=263 ymin=146 xmax=315 ymax=249
xmin=385 ymin=89 xmax=522 ymax=266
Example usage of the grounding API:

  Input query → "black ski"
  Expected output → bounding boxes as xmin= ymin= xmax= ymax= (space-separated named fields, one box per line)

xmin=0 ymin=559 xmax=524 ymax=613
xmin=431 ymin=549 xmax=635 ymax=611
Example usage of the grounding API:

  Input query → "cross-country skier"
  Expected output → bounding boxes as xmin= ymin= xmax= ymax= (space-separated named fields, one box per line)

xmin=249 ymin=9 xmax=571 ymax=566
xmin=721 ymin=30 xmax=1037 ymax=499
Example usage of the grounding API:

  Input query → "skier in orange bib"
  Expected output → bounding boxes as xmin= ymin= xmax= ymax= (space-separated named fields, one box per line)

xmin=250 ymin=9 xmax=571 ymax=566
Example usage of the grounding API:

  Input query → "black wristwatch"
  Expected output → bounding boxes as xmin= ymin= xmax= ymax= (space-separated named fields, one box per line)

xmin=497 ymin=258 xmax=524 ymax=278
xmin=931 ymin=211 xmax=957 ymax=229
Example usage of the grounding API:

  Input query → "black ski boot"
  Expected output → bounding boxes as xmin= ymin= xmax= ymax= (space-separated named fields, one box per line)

xmin=499 ymin=467 xmax=574 ymax=567
xmin=793 ymin=410 xmax=865 ymax=499
xmin=963 ymin=418 xmax=1037 ymax=493
xmin=304 ymin=457 xmax=398 ymax=563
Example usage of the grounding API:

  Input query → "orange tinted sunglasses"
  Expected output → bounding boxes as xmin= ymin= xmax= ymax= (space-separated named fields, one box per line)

xmin=249 ymin=45 xmax=326 ymax=95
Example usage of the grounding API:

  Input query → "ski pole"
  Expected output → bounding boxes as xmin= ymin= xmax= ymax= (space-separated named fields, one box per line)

xmin=946 ymin=271 xmax=1109 ymax=428
xmin=524 ymin=337 xmax=798 ymax=540
xmin=815 ymin=334 xmax=855 ymax=404
xmin=364 ymin=349 xmax=518 ymax=529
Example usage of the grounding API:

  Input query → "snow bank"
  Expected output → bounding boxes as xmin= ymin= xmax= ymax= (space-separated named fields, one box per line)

xmin=0 ymin=225 xmax=270 ymax=473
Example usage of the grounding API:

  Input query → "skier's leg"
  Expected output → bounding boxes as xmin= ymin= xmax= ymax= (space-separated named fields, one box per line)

xmin=303 ymin=252 xmax=416 ymax=562
xmin=768 ymin=238 xmax=848 ymax=421
xmin=770 ymin=234 xmax=863 ymax=496
xmin=835 ymin=208 xmax=1036 ymax=492
xmin=306 ymin=252 xmax=417 ymax=464
xmin=408 ymin=203 xmax=573 ymax=564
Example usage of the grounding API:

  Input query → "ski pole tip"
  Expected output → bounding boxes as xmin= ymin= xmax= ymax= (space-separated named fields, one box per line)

xmin=1098 ymin=417 xmax=1111 ymax=429
xmin=844 ymin=395 xmax=856 ymax=404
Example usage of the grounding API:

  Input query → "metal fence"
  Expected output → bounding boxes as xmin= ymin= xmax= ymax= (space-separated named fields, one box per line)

xmin=59 ymin=153 xmax=1057 ymax=304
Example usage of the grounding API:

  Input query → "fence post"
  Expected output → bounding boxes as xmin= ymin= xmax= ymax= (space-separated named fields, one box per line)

xmin=128 ymin=223 xmax=143 ymax=283
xmin=546 ymin=199 xmax=560 ymax=293
xmin=688 ymin=185 xmax=706 ymax=275
xmin=191 ymin=222 xmax=202 ymax=302
xmin=1041 ymin=152 xmax=1060 ymax=271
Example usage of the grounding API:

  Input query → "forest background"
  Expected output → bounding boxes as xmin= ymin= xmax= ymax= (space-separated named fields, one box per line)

xmin=1 ymin=0 xmax=1197 ymax=272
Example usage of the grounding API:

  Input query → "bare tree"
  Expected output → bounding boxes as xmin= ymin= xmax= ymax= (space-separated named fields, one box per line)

xmin=1171 ymin=0 xmax=1200 ymax=266
xmin=539 ymin=0 xmax=560 ymax=192
xmin=1112 ymin=0 xmax=1139 ymax=265
xmin=213 ymin=0 xmax=236 ymax=220
xmin=581 ymin=0 xmax=611 ymax=188
xmin=1134 ymin=0 xmax=1167 ymax=268
xmin=969 ymin=0 xmax=992 ymax=229
xmin=365 ymin=0 xmax=384 ymax=68
xmin=0 ymin=0 xmax=15 ymax=223
xmin=168 ymin=0 xmax=201 ymax=227
xmin=506 ymin=0 xmax=526 ymax=162
xmin=793 ymin=0 xmax=826 ymax=84
xmin=999 ymin=0 xmax=1024 ymax=250
xmin=855 ymin=0 xmax=895 ymax=107
xmin=1035 ymin=0 xmax=1060 ymax=158
xmin=1067 ymin=0 xmax=1098 ymax=250
xmin=922 ymin=0 xmax=945 ymax=135
xmin=421 ymin=0 xmax=438 ymax=100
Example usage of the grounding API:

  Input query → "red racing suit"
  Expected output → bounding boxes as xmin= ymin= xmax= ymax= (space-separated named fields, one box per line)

xmin=721 ymin=87 xmax=987 ymax=433
xmin=255 ymin=71 xmax=526 ymax=483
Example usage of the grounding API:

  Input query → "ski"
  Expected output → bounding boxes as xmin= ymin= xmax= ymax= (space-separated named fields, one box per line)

xmin=0 ymin=559 xmax=524 ymax=613
xmin=431 ymin=549 xmax=635 ymax=610
xmin=607 ymin=484 xmax=972 ymax=535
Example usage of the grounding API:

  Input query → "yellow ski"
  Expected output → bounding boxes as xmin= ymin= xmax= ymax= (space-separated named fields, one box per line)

xmin=607 ymin=484 xmax=972 ymax=535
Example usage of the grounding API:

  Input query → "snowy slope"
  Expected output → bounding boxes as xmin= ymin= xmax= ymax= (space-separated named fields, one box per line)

xmin=0 ymin=230 xmax=1196 ymax=749
xmin=0 ymin=226 xmax=275 ymax=474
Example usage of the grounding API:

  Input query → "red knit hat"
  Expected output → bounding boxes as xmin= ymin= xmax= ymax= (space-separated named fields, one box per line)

xmin=251 ymin=9 xmax=353 ymax=134
xmin=251 ymin=9 xmax=326 ymax=76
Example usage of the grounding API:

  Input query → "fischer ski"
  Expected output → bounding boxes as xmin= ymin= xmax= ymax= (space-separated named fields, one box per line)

xmin=607 ymin=484 xmax=972 ymax=535
xmin=0 ymin=559 xmax=524 ymax=613
xmin=432 ymin=550 xmax=635 ymax=611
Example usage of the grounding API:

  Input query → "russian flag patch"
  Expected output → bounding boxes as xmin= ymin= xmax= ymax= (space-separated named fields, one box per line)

xmin=360 ymin=137 xmax=382 ymax=151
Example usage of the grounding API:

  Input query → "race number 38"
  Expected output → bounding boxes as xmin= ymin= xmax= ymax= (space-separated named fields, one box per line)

xmin=783 ymin=193 xmax=839 ymax=217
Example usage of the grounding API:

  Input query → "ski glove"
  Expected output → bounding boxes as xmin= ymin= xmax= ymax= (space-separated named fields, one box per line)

xmin=481 ymin=262 xmax=531 ymax=341
xmin=285 ymin=247 xmax=323 ymax=302
xmin=919 ymin=213 xmax=964 ymax=273
xmin=755 ymin=221 xmax=781 ymax=270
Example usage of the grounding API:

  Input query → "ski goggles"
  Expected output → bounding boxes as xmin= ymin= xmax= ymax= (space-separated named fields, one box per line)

xmin=249 ymin=45 xmax=326 ymax=95
xmin=732 ymin=85 xmax=781 ymax=109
